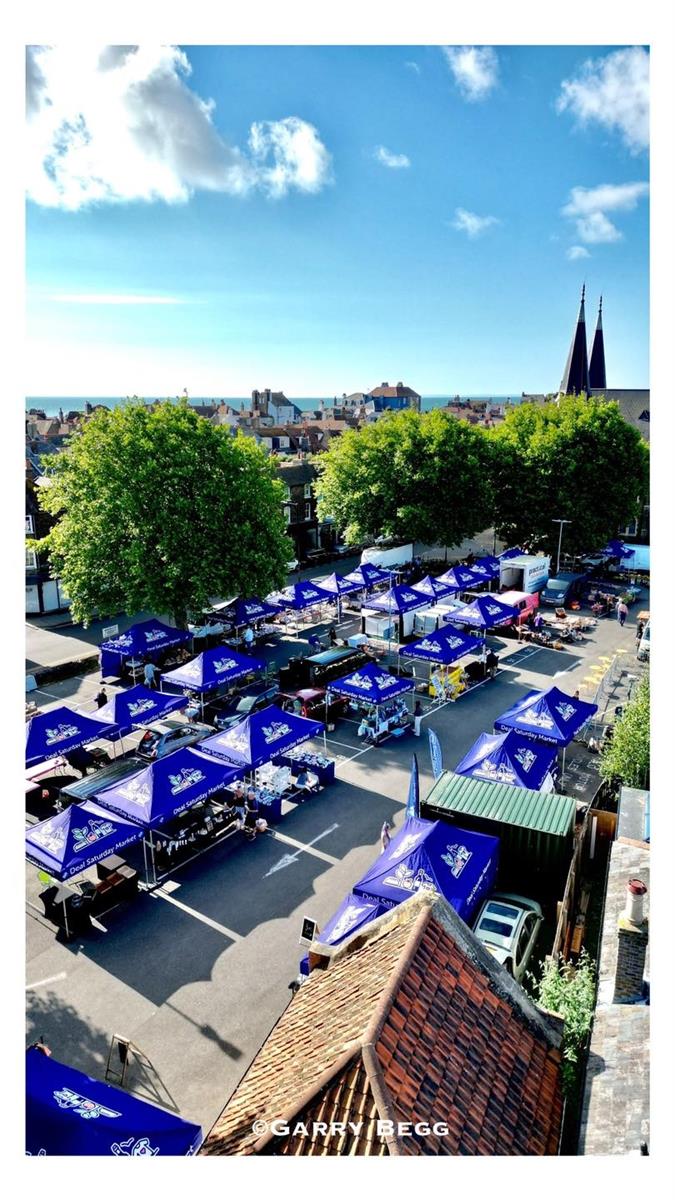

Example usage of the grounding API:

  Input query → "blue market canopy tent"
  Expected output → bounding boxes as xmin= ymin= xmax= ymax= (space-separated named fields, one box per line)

xmin=26 ymin=1047 xmax=202 ymax=1156
xmin=494 ymin=685 xmax=598 ymax=746
xmin=401 ymin=627 xmax=483 ymax=665
xmin=220 ymin=596 xmax=282 ymax=626
xmin=328 ymin=661 xmax=415 ymax=704
xmin=25 ymin=800 xmax=144 ymax=881
xmin=445 ymin=594 xmax=519 ymax=629
xmin=100 ymin=619 xmax=191 ymax=677
xmin=353 ymin=816 xmax=499 ymax=924
xmin=454 ymin=730 xmax=558 ymax=792
xmin=344 ymin=563 xmax=392 ymax=588
xmin=26 ymin=706 xmax=120 ymax=768
xmin=198 ymin=705 xmax=323 ymax=769
xmin=161 ymin=646 xmax=265 ymax=694
xmin=96 ymin=685 xmax=186 ymax=735
xmin=436 ymin=564 xmax=486 ymax=590
xmin=314 ymin=891 xmax=389 ymax=949
xmin=413 ymin=574 xmax=459 ymax=601
xmin=602 ymin=539 xmax=635 ymax=559
xmin=317 ymin=572 xmax=363 ymax=596
xmin=271 ymin=580 xmax=334 ymax=610
xmin=498 ymin=546 xmax=524 ymax=561
xmin=474 ymin=555 xmax=501 ymax=578
xmin=366 ymin=584 xmax=428 ymax=614
xmin=95 ymin=748 xmax=237 ymax=827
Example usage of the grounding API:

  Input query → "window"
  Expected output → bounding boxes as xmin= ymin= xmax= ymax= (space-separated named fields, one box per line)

xmin=516 ymin=915 xmax=536 ymax=964
xmin=284 ymin=505 xmax=293 ymax=526
xmin=25 ymin=547 xmax=38 ymax=570
xmin=304 ymin=502 xmax=312 ymax=521
xmin=303 ymin=482 xmax=312 ymax=499
xmin=25 ymin=515 xmax=35 ymax=535
xmin=282 ymin=485 xmax=291 ymax=501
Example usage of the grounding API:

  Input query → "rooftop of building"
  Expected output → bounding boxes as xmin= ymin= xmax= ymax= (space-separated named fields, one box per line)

xmin=201 ymin=890 xmax=564 ymax=1157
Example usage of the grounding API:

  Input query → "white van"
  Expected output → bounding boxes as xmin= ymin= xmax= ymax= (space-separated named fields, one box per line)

xmin=361 ymin=543 xmax=414 ymax=569
xmin=637 ymin=620 xmax=650 ymax=661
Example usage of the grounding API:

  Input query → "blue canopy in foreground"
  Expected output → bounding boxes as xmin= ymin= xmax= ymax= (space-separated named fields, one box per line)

xmin=271 ymin=580 xmax=334 ymax=610
xmin=444 ymin=594 xmax=519 ymax=629
xmin=220 ymin=596 xmax=282 ymax=625
xmin=317 ymin=572 xmax=363 ymax=596
xmin=344 ymin=563 xmax=392 ymax=588
xmin=26 ymin=706 xmax=120 ymax=768
xmin=413 ymin=574 xmax=459 ymax=601
xmin=366 ymin=584 xmax=428 ymax=614
xmin=474 ymin=555 xmax=501 ymax=578
xmin=95 ymin=748 xmax=237 ymax=828
xmin=353 ymin=816 xmax=499 ymax=925
xmin=401 ymin=627 xmax=483 ymax=665
xmin=198 ymin=705 xmax=323 ymax=769
xmin=436 ymin=565 xmax=486 ymax=590
xmin=494 ymin=686 xmax=598 ymax=747
xmin=454 ymin=730 xmax=558 ymax=792
xmin=100 ymin=619 xmax=191 ymax=677
xmin=161 ymin=646 xmax=265 ymax=693
xmin=25 ymin=800 xmax=144 ymax=881
xmin=96 ymin=685 xmax=186 ymax=734
xmin=26 ymin=1047 xmax=202 ymax=1156
xmin=328 ymin=661 xmax=415 ymax=704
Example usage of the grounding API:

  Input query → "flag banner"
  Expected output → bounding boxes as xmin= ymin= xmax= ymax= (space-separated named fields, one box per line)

xmin=428 ymin=728 xmax=443 ymax=780
xmin=406 ymin=754 xmax=420 ymax=820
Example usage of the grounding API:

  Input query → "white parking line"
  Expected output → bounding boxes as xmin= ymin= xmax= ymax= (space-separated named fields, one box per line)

xmin=150 ymin=889 xmax=242 ymax=940
xmin=266 ymin=824 xmax=339 ymax=867
xmin=25 ymin=972 xmax=67 ymax=991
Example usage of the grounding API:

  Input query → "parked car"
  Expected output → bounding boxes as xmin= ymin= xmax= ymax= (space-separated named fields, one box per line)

xmin=540 ymin=572 xmax=588 ymax=608
xmin=499 ymin=589 xmax=539 ymax=626
xmin=637 ymin=619 xmax=650 ymax=661
xmin=278 ymin=688 xmax=348 ymax=723
xmin=136 ymin=719 xmax=213 ymax=761
xmin=210 ymin=680 xmax=280 ymax=730
xmin=472 ymin=892 xmax=544 ymax=983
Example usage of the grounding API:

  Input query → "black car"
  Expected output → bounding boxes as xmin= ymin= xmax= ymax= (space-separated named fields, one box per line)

xmin=211 ymin=680 xmax=280 ymax=730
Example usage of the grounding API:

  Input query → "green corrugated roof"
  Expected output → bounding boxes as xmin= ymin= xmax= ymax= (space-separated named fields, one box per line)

xmin=424 ymin=772 xmax=576 ymax=837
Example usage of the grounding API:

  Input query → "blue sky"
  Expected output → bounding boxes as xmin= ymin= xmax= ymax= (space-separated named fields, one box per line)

xmin=25 ymin=44 xmax=650 ymax=396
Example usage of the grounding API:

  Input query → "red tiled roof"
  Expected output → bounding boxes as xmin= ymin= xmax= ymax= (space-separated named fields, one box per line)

xmin=201 ymin=893 xmax=564 ymax=1157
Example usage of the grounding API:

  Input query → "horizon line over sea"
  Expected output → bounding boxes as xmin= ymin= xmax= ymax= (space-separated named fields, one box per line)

xmin=27 ymin=394 xmax=527 ymax=417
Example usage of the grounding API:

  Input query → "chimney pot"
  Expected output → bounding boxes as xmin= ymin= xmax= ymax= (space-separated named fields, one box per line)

xmin=623 ymin=878 xmax=647 ymax=925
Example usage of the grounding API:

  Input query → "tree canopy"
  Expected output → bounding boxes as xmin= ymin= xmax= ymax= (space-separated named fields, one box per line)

xmin=489 ymin=396 xmax=649 ymax=557
xmin=314 ymin=409 xmax=495 ymax=549
xmin=600 ymin=673 xmax=650 ymax=789
xmin=36 ymin=399 xmax=293 ymax=626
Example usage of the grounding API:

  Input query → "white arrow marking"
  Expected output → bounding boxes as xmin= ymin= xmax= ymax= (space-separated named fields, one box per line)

xmin=265 ymin=824 xmax=339 ymax=876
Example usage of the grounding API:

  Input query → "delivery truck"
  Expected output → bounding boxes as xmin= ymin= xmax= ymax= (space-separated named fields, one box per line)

xmin=498 ymin=554 xmax=550 ymax=594
xmin=540 ymin=571 xmax=588 ymax=608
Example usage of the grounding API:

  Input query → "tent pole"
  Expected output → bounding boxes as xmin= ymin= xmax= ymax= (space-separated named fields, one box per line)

xmin=142 ymin=836 xmax=150 ymax=886
xmin=62 ymin=896 xmax=70 ymax=940
xmin=561 ymin=745 xmax=566 ymax=786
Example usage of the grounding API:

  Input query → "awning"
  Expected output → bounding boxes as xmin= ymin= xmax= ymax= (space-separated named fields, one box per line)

xmin=494 ymin=686 xmax=598 ymax=746
xmin=94 ymin=748 xmax=238 ymax=828
xmin=436 ymin=565 xmax=487 ymax=590
xmin=366 ymin=584 xmax=428 ymax=614
xmin=100 ymin=619 xmax=191 ymax=677
xmin=444 ymin=594 xmax=519 ymax=629
xmin=316 ymin=572 xmax=364 ymax=596
xmin=270 ymin=581 xmax=334 ymax=610
xmin=198 ymin=705 xmax=323 ymax=769
xmin=454 ymin=730 xmax=557 ymax=792
xmin=26 ymin=706 xmax=121 ymax=768
xmin=344 ymin=563 xmax=392 ymax=588
xmin=413 ymin=575 xmax=459 ymax=601
xmin=25 ymin=800 xmax=144 ymax=881
xmin=328 ymin=661 xmax=415 ymax=704
xmin=401 ymin=628 xmax=483 ymax=665
xmin=161 ymin=647 xmax=265 ymax=693
xmin=26 ymin=1047 xmax=202 ymax=1156
xmin=219 ymin=596 xmax=282 ymax=625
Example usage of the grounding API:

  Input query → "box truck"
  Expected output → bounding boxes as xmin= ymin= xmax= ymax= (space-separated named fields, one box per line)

xmin=361 ymin=543 xmax=414 ymax=569
xmin=498 ymin=554 xmax=550 ymax=594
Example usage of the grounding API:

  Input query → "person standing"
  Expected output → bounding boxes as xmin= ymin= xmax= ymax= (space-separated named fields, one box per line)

xmin=617 ymin=599 xmax=628 ymax=627
xmin=95 ymin=686 xmax=108 ymax=709
xmin=143 ymin=660 xmax=157 ymax=689
xmin=636 ymin=620 xmax=645 ymax=644
xmin=243 ymin=625 xmax=254 ymax=649
xmin=413 ymin=699 xmax=423 ymax=737
xmin=380 ymin=821 xmax=391 ymax=852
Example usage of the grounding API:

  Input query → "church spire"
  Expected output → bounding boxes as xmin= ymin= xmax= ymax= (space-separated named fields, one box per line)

xmin=589 ymin=295 xmax=607 ymax=391
xmin=559 ymin=284 xmax=590 ymax=396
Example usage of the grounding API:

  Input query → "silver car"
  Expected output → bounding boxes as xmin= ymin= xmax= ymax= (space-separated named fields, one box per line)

xmin=136 ymin=719 xmax=213 ymax=761
xmin=472 ymin=892 xmax=544 ymax=982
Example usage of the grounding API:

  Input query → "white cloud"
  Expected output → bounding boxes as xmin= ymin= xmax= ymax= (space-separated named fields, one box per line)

xmin=26 ymin=45 xmax=332 ymax=210
xmin=561 ymin=181 xmax=649 ymax=243
xmin=405 ymin=61 xmax=420 ymax=75
xmin=442 ymin=46 xmax=498 ymax=102
xmin=566 ymin=246 xmax=590 ymax=261
xmin=49 ymin=293 xmax=186 ymax=305
xmin=556 ymin=46 xmax=649 ymax=154
xmin=374 ymin=145 xmax=410 ymax=170
xmin=451 ymin=208 xmax=499 ymax=238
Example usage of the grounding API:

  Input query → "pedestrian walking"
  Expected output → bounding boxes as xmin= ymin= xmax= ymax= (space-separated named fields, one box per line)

xmin=636 ymin=620 xmax=645 ymax=643
xmin=380 ymin=821 xmax=391 ymax=852
xmin=143 ymin=660 xmax=157 ymax=689
xmin=413 ymin=699 xmax=423 ymax=737
xmin=617 ymin=600 xmax=628 ymax=627
xmin=95 ymin=686 xmax=108 ymax=709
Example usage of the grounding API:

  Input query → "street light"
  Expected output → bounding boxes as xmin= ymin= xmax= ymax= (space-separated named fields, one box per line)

xmin=552 ymin=519 xmax=572 ymax=575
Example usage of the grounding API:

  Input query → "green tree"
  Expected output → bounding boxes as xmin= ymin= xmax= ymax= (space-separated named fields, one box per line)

xmin=600 ymin=673 xmax=650 ymax=788
xmin=36 ymin=399 xmax=293 ymax=627
xmin=315 ymin=409 xmax=495 ymax=549
xmin=489 ymin=396 xmax=649 ymax=556
xmin=530 ymin=950 xmax=597 ymax=1096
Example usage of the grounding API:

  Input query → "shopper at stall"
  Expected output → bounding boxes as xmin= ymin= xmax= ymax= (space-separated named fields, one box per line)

xmin=486 ymin=649 xmax=499 ymax=679
xmin=94 ymin=686 xmax=108 ymax=709
xmin=329 ymin=625 xmax=338 ymax=646
xmin=381 ymin=821 xmax=392 ymax=851
xmin=143 ymin=660 xmax=158 ymax=689
xmin=243 ymin=790 xmax=259 ymax=841
xmin=243 ymin=625 xmax=255 ymax=649
xmin=616 ymin=599 xmax=628 ymax=627
xmin=295 ymin=767 xmax=319 ymax=795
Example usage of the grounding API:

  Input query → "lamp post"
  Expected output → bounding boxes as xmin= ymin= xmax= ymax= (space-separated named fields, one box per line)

xmin=552 ymin=519 xmax=572 ymax=575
